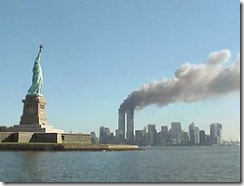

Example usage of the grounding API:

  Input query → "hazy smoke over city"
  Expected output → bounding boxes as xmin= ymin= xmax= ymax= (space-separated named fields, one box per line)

xmin=120 ymin=49 xmax=240 ymax=111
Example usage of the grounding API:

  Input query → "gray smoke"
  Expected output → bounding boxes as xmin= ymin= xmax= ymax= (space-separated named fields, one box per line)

xmin=120 ymin=49 xmax=240 ymax=110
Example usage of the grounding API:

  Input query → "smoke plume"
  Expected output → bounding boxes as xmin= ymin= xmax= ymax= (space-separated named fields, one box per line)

xmin=120 ymin=49 xmax=240 ymax=110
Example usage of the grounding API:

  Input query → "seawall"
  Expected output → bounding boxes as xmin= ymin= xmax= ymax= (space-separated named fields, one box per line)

xmin=0 ymin=143 xmax=140 ymax=151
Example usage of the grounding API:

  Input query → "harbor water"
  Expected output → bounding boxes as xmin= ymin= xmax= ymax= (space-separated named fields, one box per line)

xmin=0 ymin=145 xmax=240 ymax=183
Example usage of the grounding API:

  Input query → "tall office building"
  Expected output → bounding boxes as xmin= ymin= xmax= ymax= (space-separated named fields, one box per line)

xmin=99 ymin=126 xmax=105 ymax=141
xmin=199 ymin=130 xmax=206 ymax=144
xmin=161 ymin=126 xmax=168 ymax=133
xmin=188 ymin=122 xmax=195 ymax=144
xmin=159 ymin=126 xmax=169 ymax=145
xmin=210 ymin=123 xmax=223 ymax=144
xmin=99 ymin=126 xmax=111 ymax=144
xmin=90 ymin=132 xmax=98 ymax=144
xmin=148 ymin=124 xmax=156 ymax=146
xmin=135 ymin=130 xmax=145 ymax=146
xmin=118 ymin=108 xmax=126 ymax=141
xmin=181 ymin=131 xmax=189 ymax=144
xmin=171 ymin=122 xmax=182 ymax=143
xmin=126 ymin=109 xmax=134 ymax=144
xmin=142 ymin=126 xmax=147 ymax=137
xmin=193 ymin=127 xmax=199 ymax=144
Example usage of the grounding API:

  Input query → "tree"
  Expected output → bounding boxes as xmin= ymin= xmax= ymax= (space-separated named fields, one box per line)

xmin=0 ymin=126 xmax=8 ymax=132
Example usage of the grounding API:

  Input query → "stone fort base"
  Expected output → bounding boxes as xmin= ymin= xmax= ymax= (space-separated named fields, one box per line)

xmin=7 ymin=124 xmax=64 ymax=133
xmin=0 ymin=132 xmax=91 ymax=144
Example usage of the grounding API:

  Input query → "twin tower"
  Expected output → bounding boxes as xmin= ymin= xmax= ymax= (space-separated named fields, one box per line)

xmin=117 ymin=107 xmax=134 ymax=144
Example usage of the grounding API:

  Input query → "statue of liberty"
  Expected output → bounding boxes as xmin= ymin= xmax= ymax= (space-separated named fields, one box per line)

xmin=28 ymin=44 xmax=43 ymax=96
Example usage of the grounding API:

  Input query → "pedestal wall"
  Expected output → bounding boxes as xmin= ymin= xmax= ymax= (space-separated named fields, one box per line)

xmin=20 ymin=95 xmax=47 ymax=125
xmin=0 ymin=132 xmax=90 ymax=144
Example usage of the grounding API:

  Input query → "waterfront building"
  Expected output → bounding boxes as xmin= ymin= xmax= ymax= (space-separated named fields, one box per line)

xmin=158 ymin=126 xmax=169 ymax=145
xmin=99 ymin=126 xmax=111 ymax=144
xmin=126 ymin=109 xmax=134 ymax=144
xmin=210 ymin=123 xmax=223 ymax=144
xmin=189 ymin=122 xmax=195 ymax=144
xmin=109 ymin=132 xmax=117 ymax=144
xmin=171 ymin=122 xmax=182 ymax=144
xmin=199 ymin=130 xmax=206 ymax=145
xmin=148 ymin=124 xmax=156 ymax=146
xmin=205 ymin=134 xmax=211 ymax=144
xmin=90 ymin=132 xmax=98 ymax=144
xmin=118 ymin=108 xmax=126 ymax=140
xmin=193 ymin=127 xmax=199 ymax=144
xmin=142 ymin=126 xmax=147 ymax=137
xmin=116 ymin=129 xmax=125 ymax=143
xmin=161 ymin=126 xmax=168 ymax=133
xmin=181 ymin=131 xmax=189 ymax=144
xmin=135 ymin=130 xmax=146 ymax=146
xmin=99 ymin=126 xmax=105 ymax=143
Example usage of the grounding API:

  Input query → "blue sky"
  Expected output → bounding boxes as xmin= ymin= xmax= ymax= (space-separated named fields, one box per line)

xmin=0 ymin=0 xmax=240 ymax=140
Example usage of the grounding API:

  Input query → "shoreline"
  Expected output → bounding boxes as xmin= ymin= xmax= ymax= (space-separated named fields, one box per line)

xmin=0 ymin=143 xmax=140 ymax=151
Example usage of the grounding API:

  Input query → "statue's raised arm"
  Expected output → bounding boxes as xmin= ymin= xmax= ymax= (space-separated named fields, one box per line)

xmin=36 ymin=44 xmax=43 ymax=61
xmin=27 ymin=44 xmax=44 ymax=96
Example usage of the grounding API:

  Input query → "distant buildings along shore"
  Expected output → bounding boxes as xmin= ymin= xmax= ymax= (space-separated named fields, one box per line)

xmin=90 ymin=122 xmax=225 ymax=146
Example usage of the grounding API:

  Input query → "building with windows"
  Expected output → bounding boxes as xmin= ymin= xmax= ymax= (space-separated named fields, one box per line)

xmin=181 ymin=131 xmax=189 ymax=144
xmin=171 ymin=122 xmax=182 ymax=144
xmin=99 ymin=126 xmax=111 ymax=144
xmin=188 ymin=122 xmax=195 ymax=144
xmin=199 ymin=130 xmax=206 ymax=145
xmin=135 ymin=130 xmax=146 ymax=146
xmin=193 ymin=127 xmax=199 ymax=144
xmin=147 ymin=124 xmax=156 ymax=146
xmin=90 ymin=132 xmax=98 ymax=144
xmin=158 ymin=126 xmax=169 ymax=145
xmin=126 ymin=109 xmax=134 ymax=144
xmin=117 ymin=108 xmax=126 ymax=142
xmin=210 ymin=123 xmax=223 ymax=144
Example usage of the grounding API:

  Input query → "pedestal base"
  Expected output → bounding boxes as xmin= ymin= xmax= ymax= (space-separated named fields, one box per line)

xmin=20 ymin=95 xmax=48 ymax=125
xmin=7 ymin=124 xmax=64 ymax=133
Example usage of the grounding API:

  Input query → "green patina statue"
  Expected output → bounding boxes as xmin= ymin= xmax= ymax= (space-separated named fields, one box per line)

xmin=28 ymin=44 xmax=43 ymax=96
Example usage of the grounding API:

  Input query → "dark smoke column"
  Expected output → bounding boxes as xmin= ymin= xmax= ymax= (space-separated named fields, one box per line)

xmin=117 ymin=49 xmax=239 ymax=143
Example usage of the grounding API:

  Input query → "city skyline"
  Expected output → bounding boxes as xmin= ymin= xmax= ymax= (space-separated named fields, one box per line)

xmin=100 ymin=122 xmax=225 ymax=140
xmin=0 ymin=0 xmax=240 ymax=141
xmin=98 ymin=122 xmax=227 ymax=146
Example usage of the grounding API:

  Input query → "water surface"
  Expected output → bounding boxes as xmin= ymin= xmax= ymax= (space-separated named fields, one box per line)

xmin=0 ymin=145 xmax=240 ymax=182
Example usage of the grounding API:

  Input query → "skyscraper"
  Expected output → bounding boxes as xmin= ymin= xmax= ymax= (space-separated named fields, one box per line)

xmin=189 ymin=122 xmax=195 ymax=144
xmin=210 ymin=123 xmax=223 ymax=144
xmin=161 ymin=126 xmax=168 ymax=133
xmin=193 ymin=127 xmax=199 ymax=144
xmin=135 ymin=130 xmax=145 ymax=146
xmin=118 ymin=108 xmax=125 ymax=141
xmin=99 ymin=126 xmax=111 ymax=144
xmin=126 ymin=108 xmax=134 ymax=144
xmin=181 ymin=131 xmax=189 ymax=144
xmin=171 ymin=122 xmax=182 ymax=143
xmin=199 ymin=130 xmax=206 ymax=145
xmin=159 ymin=126 xmax=169 ymax=145
xmin=90 ymin=132 xmax=98 ymax=144
xmin=148 ymin=124 xmax=156 ymax=146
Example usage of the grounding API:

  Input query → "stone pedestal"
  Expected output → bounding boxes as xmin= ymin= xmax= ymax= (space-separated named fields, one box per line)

xmin=20 ymin=95 xmax=47 ymax=125
xmin=7 ymin=94 xmax=63 ymax=133
xmin=7 ymin=124 xmax=64 ymax=133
